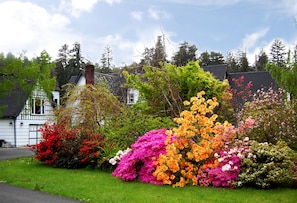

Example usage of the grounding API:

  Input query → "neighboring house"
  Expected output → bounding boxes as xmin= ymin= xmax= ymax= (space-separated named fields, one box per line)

xmin=0 ymin=83 xmax=59 ymax=147
xmin=201 ymin=64 xmax=277 ymax=95
xmin=69 ymin=64 xmax=130 ymax=103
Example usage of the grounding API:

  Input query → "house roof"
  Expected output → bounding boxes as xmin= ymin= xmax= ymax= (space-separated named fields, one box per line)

xmin=0 ymin=87 xmax=28 ymax=119
xmin=202 ymin=64 xmax=228 ymax=81
xmin=227 ymin=71 xmax=278 ymax=94
xmin=68 ymin=69 xmax=127 ymax=102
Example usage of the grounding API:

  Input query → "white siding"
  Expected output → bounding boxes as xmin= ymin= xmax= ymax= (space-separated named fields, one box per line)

xmin=0 ymin=85 xmax=56 ymax=147
xmin=0 ymin=119 xmax=15 ymax=145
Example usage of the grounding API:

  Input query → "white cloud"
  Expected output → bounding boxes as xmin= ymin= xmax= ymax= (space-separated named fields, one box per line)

xmin=59 ymin=0 xmax=99 ymax=17
xmin=148 ymin=6 xmax=171 ymax=21
xmin=242 ymin=28 xmax=269 ymax=50
xmin=104 ymin=0 xmax=122 ymax=5
xmin=161 ymin=0 xmax=240 ymax=6
xmin=0 ymin=1 xmax=79 ymax=59
xmin=130 ymin=11 xmax=143 ymax=22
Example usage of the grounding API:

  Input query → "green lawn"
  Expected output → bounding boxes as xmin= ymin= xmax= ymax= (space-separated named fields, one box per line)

xmin=0 ymin=157 xmax=296 ymax=203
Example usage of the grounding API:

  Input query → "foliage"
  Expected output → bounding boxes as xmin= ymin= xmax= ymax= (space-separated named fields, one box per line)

xmin=103 ymin=108 xmax=174 ymax=149
xmin=55 ymin=42 xmax=85 ymax=89
xmin=139 ymin=35 xmax=166 ymax=68
xmin=270 ymin=39 xmax=287 ymax=67
xmin=255 ymin=49 xmax=268 ymax=71
xmin=172 ymin=41 xmax=197 ymax=66
xmin=0 ymin=51 xmax=56 ymax=99
xmin=123 ymin=61 xmax=231 ymax=119
xmin=30 ymin=122 xmax=104 ymax=168
xmin=0 ymin=51 xmax=56 ymax=116
xmin=225 ymin=50 xmax=250 ymax=73
xmin=266 ymin=61 xmax=297 ymax=98
xmin=56 ymin=82 xmax=122 ymax=132
xmin=237 ymin=88 xmax=297 ymax=150
xmin=96 ymin=45 xmax=114 ymax=73
xmin=237 ymin=141 xmax=296 ymax=188
xmin=111 ymin=129 xmax=174 ymax=184
xmin=198 ymin=51 xmax=225 ymax=67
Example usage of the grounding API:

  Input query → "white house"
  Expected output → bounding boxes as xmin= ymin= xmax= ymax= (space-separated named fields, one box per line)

xmin=69 ymin=64 xmax=139 ymax=105
xmin=0 ymin=83 xmax=59 ymax=147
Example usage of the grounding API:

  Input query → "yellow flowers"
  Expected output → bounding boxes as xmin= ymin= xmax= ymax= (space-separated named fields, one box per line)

xmin=153 ymin=91 xmax=235 ymax=187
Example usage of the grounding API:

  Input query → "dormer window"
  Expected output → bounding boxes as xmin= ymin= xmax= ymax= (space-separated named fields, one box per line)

xmin=31 ymin=98 xmax=45 ymax=115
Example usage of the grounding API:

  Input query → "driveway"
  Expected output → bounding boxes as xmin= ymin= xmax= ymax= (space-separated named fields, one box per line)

xmin=0 ymin=147 xmax=83 ymax=203
xmin=0 ymin=147 xmax=34 ymax=160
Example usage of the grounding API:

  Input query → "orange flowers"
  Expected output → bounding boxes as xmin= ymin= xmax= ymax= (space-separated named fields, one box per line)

xmin=153 ymin=91 xmax=235 ymax=187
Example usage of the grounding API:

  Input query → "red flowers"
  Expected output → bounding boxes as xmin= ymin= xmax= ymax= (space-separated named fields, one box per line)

xmin=30 ymin=122 xmax=104 ymax=168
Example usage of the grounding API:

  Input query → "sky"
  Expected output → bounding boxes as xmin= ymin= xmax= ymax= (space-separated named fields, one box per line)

xmin=0 ymin=0 xmax=297 ymax=67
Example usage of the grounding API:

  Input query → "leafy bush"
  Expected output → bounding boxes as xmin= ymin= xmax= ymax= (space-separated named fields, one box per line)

xmin=123 ymin=61 xmax=231 ymax=119
xmin=103 ymin=108 xmax=175 ymax=149
xmin=237 ymin=141 xmax=296 ymax=188
xmin=30 ymin=122 xmax=104 ymax=169
xmin=237 ymin=88 xmax=297 ymax=150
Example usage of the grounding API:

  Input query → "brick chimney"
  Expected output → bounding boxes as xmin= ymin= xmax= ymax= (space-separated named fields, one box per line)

xmin=85 ymin=64 xmax=94 ymax=85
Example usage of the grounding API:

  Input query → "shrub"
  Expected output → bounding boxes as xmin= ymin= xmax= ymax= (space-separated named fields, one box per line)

xmin=237 ymin=88 xmax=297 ymax=150
xmin=111 ymin=129 xmax=175 ymax=184
xmin=30 ymin=122 xmax=104 ymax=169
xmin=153 ymin=91 xmax=236 ymax=187
xmin=237 ymin=141 xmax=296 ymax=188
xmin=103 ymin=108 xmax=174 ymax=149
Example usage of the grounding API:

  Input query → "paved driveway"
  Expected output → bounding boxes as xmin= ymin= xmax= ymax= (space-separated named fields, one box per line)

xmin=0 ymin=147 xmax=34 ymax=160
xmin=0 ymin=147 xmax=83 ymax=203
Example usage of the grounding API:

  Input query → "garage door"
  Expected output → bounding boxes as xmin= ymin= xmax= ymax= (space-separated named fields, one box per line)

xmin=28 ymin=124 xmax=43 ymax=145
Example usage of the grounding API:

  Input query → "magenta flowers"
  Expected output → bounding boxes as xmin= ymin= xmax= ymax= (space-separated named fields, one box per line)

xmin=111 ymin=128 xmax=174 ymax=184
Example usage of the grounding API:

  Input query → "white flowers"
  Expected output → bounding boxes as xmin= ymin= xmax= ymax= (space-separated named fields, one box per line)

xmin=109 ymin=148 xmax=132 ymax=165
xmin=222 ymin=164 xmax=231 ymax=171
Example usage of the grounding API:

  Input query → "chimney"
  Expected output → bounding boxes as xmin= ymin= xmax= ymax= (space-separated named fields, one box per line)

xmin=85 ymin=64 xmax=94 ymax=85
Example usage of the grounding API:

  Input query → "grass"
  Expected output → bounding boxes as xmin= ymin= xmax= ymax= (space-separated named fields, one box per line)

xmin=0 ymin=157 xmax=296 ymax=203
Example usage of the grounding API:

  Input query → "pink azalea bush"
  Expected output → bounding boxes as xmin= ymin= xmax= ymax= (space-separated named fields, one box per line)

xmin=111 ymin=128 xmax=175 ymax=184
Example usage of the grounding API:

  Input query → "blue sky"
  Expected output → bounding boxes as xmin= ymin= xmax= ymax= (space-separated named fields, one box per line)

xmin=0 ymin=0 xmax=296 ymax=66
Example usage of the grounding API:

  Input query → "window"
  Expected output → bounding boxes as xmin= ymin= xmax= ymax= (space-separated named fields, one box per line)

xmin=128 ymin=93 xmax=134 ymax=104
xmin=31 ymin=98 xmax=45 ymax=115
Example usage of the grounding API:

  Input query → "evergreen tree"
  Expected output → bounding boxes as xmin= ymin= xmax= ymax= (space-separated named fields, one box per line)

xmin=55 ymin=42 xmax=84 ymax=89
xmin=225 ymin=52 xmax=239 ymax=73
xmin=152 ymin=35 xmax=166 ymax=68
xmin=172 ymin=41 xmax=197 ymax=66
xmin=255 ymin=49 xmax=268 ymax=71
xmin=199 ymin=51 xmax=224 ymax=66
xmin=97 ymin=45 xmax=114 ymax=73
xmin=270 ymin=39 xmax=287 ymax=67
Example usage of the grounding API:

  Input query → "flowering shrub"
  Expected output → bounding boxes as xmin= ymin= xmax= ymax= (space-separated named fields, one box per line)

xmin=109 ymin=148 xmax=132 ymax=166
xmin=111 ymin=91 xmax=297 ymax=189
xmin=111 ymin=129 xmax=175 ymax=184
xmin=30 ymin=122 xmax=104 ymax=168
xmin=237 ymin=88 xmax=297 ymax=150
xmin=237 ymin=141 xmax=296 ymax=188
xmin=153 ymin=91 xmax=236 ymax=187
